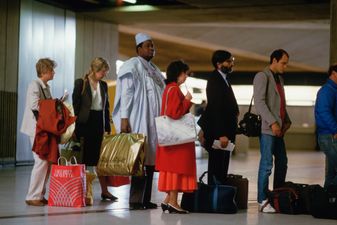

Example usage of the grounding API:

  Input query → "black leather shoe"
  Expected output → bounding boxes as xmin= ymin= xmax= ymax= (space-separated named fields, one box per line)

xmin=161 ymin=203 xmax=169 ymax=212
xmin=144 ymin=202 xmax=158 ymax=209
xmin=101 ymin=193 xmax=118 ymax=201
xmin=129 ymin=203 xmax=146 ymax=210
xmin=167 ymin=204 xmax=189 ymax=214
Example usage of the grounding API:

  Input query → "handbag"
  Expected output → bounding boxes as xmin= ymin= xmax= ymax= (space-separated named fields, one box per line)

xmin=155 ymin=86 xmax=197 ymax=146
xmin=237 ymin=95 xmax=261 ymax=137
xmin=181 ymin=171 xmax=238 ymax=214
xmin=96 ymin=133 xmax=145 ymax=176
xmin=48 ymin=157 xmax=86 ymax=207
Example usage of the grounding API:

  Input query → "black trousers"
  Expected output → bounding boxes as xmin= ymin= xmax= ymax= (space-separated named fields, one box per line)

xmin=207 ymin=148 xmax=230 ymax=185
xmin=129 ymin=165 xmax=155 ymax=204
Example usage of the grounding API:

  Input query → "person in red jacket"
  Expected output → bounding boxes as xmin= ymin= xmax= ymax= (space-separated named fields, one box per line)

xmin=155 ymin=60 xmax=197 ymax=214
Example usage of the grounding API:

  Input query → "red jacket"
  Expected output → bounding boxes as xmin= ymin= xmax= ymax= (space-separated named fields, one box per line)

xmin=155 ymin=83 xmax=196 ymax=176
xmin=33 ymin=99 xmax=76 ymax=163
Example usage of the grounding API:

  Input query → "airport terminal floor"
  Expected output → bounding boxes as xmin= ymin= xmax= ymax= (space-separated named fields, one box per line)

xmin=0 ymin=149 xmax=336 ymax=225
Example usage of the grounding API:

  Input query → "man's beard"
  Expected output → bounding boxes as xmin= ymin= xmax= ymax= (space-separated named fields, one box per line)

xmin=220 ymin=65 xmax=233 ymax=74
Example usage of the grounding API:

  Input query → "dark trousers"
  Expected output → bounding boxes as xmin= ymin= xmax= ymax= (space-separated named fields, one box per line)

xmin=207 ymin=148 xmax=230 ymax=185
xmin=129 ymin=165 xmax=155 ymax=204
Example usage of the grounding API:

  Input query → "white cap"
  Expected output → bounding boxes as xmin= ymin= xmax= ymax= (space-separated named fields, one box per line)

xmin=135 ymin=33 xmax=152 ymax=46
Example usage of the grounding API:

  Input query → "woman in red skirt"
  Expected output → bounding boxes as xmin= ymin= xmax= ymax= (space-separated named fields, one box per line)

xmin=155 ymin=60 xmax=197 ymax=214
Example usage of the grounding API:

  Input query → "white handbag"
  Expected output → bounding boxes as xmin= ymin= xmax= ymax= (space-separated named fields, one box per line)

xmin=155 ymin=86 xmax=197 ymax=146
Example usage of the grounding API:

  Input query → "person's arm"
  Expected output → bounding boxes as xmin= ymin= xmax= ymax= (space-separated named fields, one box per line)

xmin=120 ymin=73 xmax=134 ymax=133
xmin=72 ymin=79 xmax=83 ymax=117
xmin=27 ymin=81 xmax=41 ymax=120
xmin=103 ymin=81 xmax=111 ymax=134
xmin=253 ymin=72 xmax=280 ymax=136
xmin=315 ymin=87 xmax=337 ymax=135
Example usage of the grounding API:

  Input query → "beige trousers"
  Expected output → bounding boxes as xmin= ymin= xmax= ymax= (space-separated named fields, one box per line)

xmin=25 ymin=136 xmax=50 ymax=200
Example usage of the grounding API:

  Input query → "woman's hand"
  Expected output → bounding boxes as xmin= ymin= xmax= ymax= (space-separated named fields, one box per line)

xmin=185 ymin=91 xmax=192 ymax=101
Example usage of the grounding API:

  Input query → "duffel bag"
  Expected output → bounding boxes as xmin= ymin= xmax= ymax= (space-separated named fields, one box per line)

xmin=181 ymin=171 xmax=238 ymax=214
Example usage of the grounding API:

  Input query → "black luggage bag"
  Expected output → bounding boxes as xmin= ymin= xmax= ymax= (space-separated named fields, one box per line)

xmin=181 ymin=171 xmax=238 ymax=214
xmin=224 ymin=174 xmax=249 ymax=209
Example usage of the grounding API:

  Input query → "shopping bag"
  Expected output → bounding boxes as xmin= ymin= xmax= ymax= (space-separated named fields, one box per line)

xmin=48 ymin=157 xmax=86 ymax=207
xmin=181 ymin=171 xmax=238 ymax=213
xmin=107 ymin=176 xmax=130 ymax=187
xmin=96 ymin=133 xmax=145 ymax=176
xmin=85 ymin=171 xmax=96 ymax=206
xmin=60 ymin=139 xmax=82 ymax=163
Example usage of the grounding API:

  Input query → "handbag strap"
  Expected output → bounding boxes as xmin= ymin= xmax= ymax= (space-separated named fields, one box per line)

xmin=163 ymin=86 xmax=176 ymax=116
xmin=248 ymin=94 xmax=254 ymax=113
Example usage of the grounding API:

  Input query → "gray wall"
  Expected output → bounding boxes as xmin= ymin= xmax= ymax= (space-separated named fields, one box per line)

xmin=75 ymin=15 xmax=118 ymax=80
xmin=0 ymin=0 xmax=20 ymax=164
xmin=16 ymin=0 xmax=76 ymax=163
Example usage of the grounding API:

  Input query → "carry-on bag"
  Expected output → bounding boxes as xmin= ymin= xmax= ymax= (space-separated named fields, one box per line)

xmin=224 ymin=174 xmax=249 ymax=209
xmin=181 ymin=171 xmax=238 ymax=214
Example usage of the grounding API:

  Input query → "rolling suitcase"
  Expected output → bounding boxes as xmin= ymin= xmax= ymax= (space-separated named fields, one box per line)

xmin=224 ymin=174 xmax=249 ymax=209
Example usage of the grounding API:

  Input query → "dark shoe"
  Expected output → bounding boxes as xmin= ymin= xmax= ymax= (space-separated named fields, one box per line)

xmin=167 ymin=204 xmax=189 ymax=214
xmin=144 ymin=202 xmax=158 ymax=209
xmin=25 ymin=200 xmax=45 ymax=206
xmin=129 ymin=203 xmax=146 ymax=210
xmin=41 ymin=198 xmax=48 ymax=205
xmin=101 ymin=193 xmax=118 ymax=201
xmin=161 ymin=203 xmax=169 ymax=212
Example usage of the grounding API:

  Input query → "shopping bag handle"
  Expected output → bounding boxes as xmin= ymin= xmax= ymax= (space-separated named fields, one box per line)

xmin=68 ymin=156 xmax=78 ymax=165
xmin=58 ymin=156 xmax=68 ymax=165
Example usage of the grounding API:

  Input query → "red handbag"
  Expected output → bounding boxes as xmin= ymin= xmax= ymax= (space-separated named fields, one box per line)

xmin=107 ymin=176 xmax=130 ymax=187
xmin=48 ymin=157 xmax=86 ymax=207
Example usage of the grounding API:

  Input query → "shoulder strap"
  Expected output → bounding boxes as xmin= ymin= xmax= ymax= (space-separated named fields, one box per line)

xmin=38 ymin=84 xmax=47 ymax=99
xmin=163 ymin=86 xmax=176 ymax=116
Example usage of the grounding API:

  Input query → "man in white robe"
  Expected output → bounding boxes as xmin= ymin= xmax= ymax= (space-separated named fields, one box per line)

xmin=112 ymin=33 xmax=165 ymax=210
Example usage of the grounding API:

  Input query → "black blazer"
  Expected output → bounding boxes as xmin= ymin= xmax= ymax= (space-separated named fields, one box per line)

xmin=198 ymin=70 xmax=239 ymax=147
xmin=72 ymin=78 xmax=111 ymax=133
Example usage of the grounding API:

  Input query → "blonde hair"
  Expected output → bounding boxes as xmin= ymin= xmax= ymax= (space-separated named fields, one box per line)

xmin=82 ymin=57 xmax=110 ymax=94
xmin=36 ymin=58 xmax=57 ymax=77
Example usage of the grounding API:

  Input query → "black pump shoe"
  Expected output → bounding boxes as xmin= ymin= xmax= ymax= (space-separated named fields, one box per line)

xmin=101 ymin=193 xmax=118 ymax=201
xmin=161 ymin=203 xmax=169 ymax=212
xmin=167 ymin=204 xmax=189 ymax=214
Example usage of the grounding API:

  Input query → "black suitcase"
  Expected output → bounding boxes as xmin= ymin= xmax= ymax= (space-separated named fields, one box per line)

xmin=224 ymin=174 xmax=249 ymax=209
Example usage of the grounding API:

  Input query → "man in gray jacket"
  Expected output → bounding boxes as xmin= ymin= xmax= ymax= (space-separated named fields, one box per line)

xmin=253 ymin=49 xmax=292 ymax=213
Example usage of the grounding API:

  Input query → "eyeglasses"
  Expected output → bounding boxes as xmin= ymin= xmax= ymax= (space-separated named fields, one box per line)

xmin=225 ymin=57 xmax=235 ymax=63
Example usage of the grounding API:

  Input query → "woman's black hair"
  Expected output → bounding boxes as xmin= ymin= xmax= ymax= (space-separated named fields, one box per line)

xmin=165 ymin=60 xmax=189 ymax=85
xmin=328 ymin=63 xmax=337 ymax=76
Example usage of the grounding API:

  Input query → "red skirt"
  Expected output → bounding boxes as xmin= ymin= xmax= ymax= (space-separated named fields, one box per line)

xmin=158 ymin=171 xmax=197 ymax=192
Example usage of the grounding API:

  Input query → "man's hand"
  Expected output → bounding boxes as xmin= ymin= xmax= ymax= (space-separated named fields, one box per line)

xmin=121 ymin=118 xmax=131 ymax=133
xmin=219 ymin=136 xmax=229 ymax=148
xmin=281 ymin=122 xmax=291 ymax=135
xmin=198 ymin=130 xmax=205 ymax=147
xmin=271 ymin=122 xmax=282 ymax=137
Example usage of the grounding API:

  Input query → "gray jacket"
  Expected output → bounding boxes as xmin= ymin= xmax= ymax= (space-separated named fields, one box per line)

xmin=253 ymin=67 xmax=291 ymax=135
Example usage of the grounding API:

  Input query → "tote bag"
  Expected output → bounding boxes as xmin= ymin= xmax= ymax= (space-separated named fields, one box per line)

xmin=48 ymin=157 xmax=86 ymax=207
xmin=155 ymin=86 xmax=197 ymax=146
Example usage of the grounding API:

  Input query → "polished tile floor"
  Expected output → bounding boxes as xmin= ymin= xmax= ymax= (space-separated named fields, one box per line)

xmin=0 ymin=149 xmax=336 ymax=225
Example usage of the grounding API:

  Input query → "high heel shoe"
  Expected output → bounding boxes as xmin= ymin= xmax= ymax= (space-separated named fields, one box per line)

xmin=167 ymin=204 xmax=189 ymax=214
xmin=101 ymin=193 xmax=118 ymax=201
xmin=161 ymin=203 xmax=169 ymax=212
